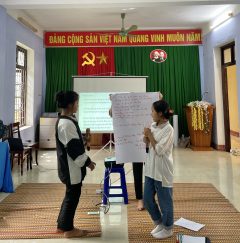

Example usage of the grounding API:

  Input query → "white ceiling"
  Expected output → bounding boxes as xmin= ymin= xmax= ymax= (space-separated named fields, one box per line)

xmin=1 ymin=0 xmax=240 ymax=37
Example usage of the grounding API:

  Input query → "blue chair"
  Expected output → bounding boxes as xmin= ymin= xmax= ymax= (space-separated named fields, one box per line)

xmin=103 ymin=166 xmax=128 ymax=205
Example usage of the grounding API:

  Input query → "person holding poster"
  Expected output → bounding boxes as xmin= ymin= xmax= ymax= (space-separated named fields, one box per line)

xmin=143 ymin=100 xmax=174 ymax=239
xmin=109 ymin=92 xmax=163 ymax=211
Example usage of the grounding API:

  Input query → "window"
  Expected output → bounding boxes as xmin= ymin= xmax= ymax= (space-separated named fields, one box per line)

xmin=221 ymin=42 xmax=235 ymax=66
xmin=15 ymin=46 xmax=27 ymax=126
xmin=223 ymin=48 xmax=231 ymax=64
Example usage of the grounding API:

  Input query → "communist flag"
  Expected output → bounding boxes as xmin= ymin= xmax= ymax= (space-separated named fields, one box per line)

xmin=78 ymin=47 xmax=115 ymax=75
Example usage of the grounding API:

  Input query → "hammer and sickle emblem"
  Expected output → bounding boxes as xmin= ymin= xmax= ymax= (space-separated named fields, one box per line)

xmin=82 ymin=52 xmax=95 ymax=66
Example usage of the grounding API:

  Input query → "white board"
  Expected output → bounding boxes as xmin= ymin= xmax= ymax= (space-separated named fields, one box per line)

xmin=73 ymin=76 xmax=147 ymax=132
xmin=78 ymin=92 xmax=113 ymax=132
xmin=112 ymin=92 xmax=159 ymax=163
xmin=73 ymin=76 xmax=147 ymax=93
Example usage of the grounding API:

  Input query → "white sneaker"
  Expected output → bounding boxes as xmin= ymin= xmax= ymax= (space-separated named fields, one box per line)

xmin=151 ymin=224 xmax=163 ymax=235
xmin=152 ymin=228 xmax=173 ymax=239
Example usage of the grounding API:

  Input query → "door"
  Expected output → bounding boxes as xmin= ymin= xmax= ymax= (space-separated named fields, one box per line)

xmin=221 ymin=42 xmax=237 ymax=152
xmin=226 ymin=65 xmax=240 ymax=149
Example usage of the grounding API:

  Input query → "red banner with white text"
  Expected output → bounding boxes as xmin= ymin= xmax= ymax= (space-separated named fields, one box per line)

xmin=45 ymin=29 xmax=202 ymax=47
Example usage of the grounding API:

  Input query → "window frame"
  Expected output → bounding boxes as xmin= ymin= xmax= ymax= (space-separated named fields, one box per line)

xmin=15 ymin=45 xmax=28 ymax=127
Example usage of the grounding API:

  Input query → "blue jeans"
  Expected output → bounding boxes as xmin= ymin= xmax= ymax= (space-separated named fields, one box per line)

xmin=144 ymin=176 xmax=173 ymax=229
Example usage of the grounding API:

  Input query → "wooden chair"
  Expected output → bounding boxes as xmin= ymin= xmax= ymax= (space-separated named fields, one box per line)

xmin=22 ymin=141 xmax=39 ymax=166
xmin=8 ymin=122 xmax=32 ymax=175
xmin=10 ymin=122 xmax=39 ymax=165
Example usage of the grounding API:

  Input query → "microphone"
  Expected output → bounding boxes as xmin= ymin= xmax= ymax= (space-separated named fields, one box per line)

xmin=85 ymin=128 xmax=91 ymax=151
xmin=143 ymin=127 xmax=150 ymax=153
xmin=146 ymin=140 xmax=149 ymax=153
xmin=146 ymin=146 xmax=149 ymax=153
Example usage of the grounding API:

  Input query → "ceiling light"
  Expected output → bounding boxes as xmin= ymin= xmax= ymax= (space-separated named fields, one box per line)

xmin=121 ymin=8 xmax=136 ymax=11
xmin=210 ymin=12 xmax=233 ymax=30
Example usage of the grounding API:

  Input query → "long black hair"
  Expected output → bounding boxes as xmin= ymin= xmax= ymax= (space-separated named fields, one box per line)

xmin=56 ymin=91 xmax=79 ymax=109
xmin=152 ymin=100 xmax=174 ymax=119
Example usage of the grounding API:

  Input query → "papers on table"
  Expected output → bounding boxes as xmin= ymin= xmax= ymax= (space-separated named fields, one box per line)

xmin=181 ymin=235 xmax=206 ymax=243
xmin=174 ymin=217 xmax=205 ymax=231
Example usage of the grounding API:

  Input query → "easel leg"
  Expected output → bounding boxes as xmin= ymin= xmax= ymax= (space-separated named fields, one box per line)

xmin=91 ymin=133 xmax=115 ymax=158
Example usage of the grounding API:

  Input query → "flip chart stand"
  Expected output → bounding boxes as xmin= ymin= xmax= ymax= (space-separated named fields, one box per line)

xmin=92 ymin=133 xmax=115 ymax=158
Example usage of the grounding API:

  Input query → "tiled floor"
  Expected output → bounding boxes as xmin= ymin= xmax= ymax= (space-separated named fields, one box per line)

xmin=1 ymin=147 xmax=240 ymax=242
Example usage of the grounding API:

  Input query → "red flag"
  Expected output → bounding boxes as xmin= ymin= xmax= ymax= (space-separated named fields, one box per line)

xmin=78 ymin=47 xmax=115 ymax=75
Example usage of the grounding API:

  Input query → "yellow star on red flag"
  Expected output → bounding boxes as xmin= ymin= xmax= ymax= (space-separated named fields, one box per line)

xmin=96 ymin=52 xmax=108 ymax=64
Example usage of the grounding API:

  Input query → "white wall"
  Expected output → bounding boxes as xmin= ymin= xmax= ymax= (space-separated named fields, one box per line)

xmin=0 ymin=6 xmax=45 ymax=142
xmin=0 ymin=6 xmax=7 ymax=121
xmin=203 ymin=12 xmax=240 ymax=146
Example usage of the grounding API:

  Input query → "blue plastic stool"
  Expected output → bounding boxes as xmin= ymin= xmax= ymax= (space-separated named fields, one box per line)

xmin=103 ymin=167 xmax=128 ymax=205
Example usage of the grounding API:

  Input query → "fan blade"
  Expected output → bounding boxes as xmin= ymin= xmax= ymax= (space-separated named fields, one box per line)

xmin=126 ymin=25 xmax=138 ymax=33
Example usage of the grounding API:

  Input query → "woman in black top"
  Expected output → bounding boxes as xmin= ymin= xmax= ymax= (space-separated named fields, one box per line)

xmin=55 ymin=91 xmax=96 ymax=238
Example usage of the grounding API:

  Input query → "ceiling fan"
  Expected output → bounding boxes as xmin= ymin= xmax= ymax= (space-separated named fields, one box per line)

xmin=119 ymin=13 xmax=138 ymax=37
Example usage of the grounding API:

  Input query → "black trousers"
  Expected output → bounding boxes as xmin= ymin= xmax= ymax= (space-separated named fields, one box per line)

xmin=132 ymin=162 xmax=143 ymax=200
xmin=57 ymin=182 xmax=82 ymax=231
